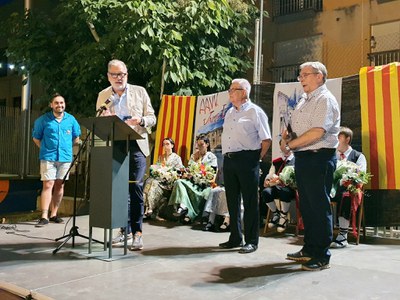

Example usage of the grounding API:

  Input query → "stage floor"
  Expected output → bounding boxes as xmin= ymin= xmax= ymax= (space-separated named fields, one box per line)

xmin=1 ymin=215 xmax=400 ymax=299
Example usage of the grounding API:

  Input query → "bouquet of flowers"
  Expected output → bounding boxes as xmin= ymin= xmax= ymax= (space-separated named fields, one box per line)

xmin=279 ymin=165 xmax=297 ymax=189
xmin=149 ymin=164 xmax=181 ymax=190
xmin=186 ymin=162 xmax=216 ymax=189
xmin=330 ymin=161 xmax=372 ymax=198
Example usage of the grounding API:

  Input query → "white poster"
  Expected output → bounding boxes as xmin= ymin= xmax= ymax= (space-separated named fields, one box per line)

xmin=193 ymin=91 xmax=231 ymax=184
xmin=271 ymin=79 xmax=342 ymax=159
xmin=193 ymin=91 xmax=231 ymax=150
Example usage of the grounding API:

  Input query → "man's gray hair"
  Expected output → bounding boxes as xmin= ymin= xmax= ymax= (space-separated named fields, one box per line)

xmin=300 ymin=61 xmax=327 ymax=83
xmin=232 ymin=78 xmax=251 ymax=98
xmin=108 ymin=59 xmax=127 ymax=72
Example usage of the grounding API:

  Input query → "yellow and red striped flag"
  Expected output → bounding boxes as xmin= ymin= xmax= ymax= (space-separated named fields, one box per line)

xmin=154 ymin=95 xmax=196 ymax=166
xmin=359 ymin=62 xmax=400 ymax=189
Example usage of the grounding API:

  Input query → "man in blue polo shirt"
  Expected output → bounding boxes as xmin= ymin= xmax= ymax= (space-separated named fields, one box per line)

xmin=32 ymin=93 xmax=81 ymax=227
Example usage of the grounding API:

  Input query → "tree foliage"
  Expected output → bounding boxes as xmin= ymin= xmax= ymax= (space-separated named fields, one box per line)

xmin=1 ymin=0 xmax=261 ymax=116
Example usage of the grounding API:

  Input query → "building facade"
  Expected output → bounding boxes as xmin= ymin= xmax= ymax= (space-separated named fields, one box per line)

xmin=261 ymin=0 xmax=400 ymax=82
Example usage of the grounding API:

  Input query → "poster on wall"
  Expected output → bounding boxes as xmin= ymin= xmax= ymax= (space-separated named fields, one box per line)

xmin=193 ymin=91 xmax=231 ymax=151
xmin=271 ymin=79 xmax=342 ymax=159
xmin=193 ymin=91 xmax=231 ymax=184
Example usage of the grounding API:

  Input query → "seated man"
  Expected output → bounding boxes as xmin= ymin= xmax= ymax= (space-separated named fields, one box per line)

xmin=261 ymin=150 xmax=295 ymax=233
xmin=331 ymin=126 xmax=367 ymax=248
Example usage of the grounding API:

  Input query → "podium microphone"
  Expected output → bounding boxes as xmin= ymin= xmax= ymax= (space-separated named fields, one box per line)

xmin=96 ymin=97 xmax=113 ymax=115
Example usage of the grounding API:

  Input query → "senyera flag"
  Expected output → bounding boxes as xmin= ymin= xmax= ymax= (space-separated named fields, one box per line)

xmin=359 ymin=62 xmax=400 ymax=189
xmin=154 ymin=95 xmax=196 ymax=166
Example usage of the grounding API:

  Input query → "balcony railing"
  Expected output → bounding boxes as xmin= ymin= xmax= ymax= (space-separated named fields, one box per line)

xmin=272 ymin=0 xmax=323 ymax=17
xmin=368 ymin=49 xmax=400 ymax=66
xmin=269 ymin=64 xmax=299 ymax=83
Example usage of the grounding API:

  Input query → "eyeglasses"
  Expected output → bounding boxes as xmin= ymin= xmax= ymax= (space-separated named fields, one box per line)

xmin=108 ymin=72 xmax=128 ymax=79
xmin=297 ymin=72 xmax=319 ymax=81
xmin=228 ymin=88 xmax=244 ymax=93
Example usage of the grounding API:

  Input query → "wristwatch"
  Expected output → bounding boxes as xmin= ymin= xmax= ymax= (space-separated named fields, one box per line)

xmin=285 ymin=144 xmax=291 ymax=152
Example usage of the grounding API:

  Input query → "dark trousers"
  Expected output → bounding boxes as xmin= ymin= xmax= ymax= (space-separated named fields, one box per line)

xmin=128 ymin=143 xmax=147 ymax=234
xmin=294 ymin=149 xmax=336 ymax=260
xmin=331 ymin=185 xmax=351 ymax=219
xmin=262 ymin=186 xmax=295 ymax=203
xmin=223 ymin=150 xmax=260 ymax=245
xmin=115 ymin=141 xmax=146 ymax=235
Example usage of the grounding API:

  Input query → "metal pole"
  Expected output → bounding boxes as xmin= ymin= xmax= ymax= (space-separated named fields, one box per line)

xmin=257 ymin=0 xmax=264 ymax=83
xmin=159 ymin=57 xmax=166 ymax=102
xmin=253 ymin=19 xmax=260 ymax=84
xmin=20 ymin=0 xmax=32 ymax=177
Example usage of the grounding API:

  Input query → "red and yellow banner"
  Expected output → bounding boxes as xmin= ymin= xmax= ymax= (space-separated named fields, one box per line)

xmin=154 ymin=95 xmax=196 ymax=166
xmin=359 ymin=63 xmax=400 ymax=189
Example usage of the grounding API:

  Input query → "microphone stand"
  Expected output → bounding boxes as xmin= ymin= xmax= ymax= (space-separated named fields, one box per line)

xmin=53 ymin=109 xmax=106 ymax=254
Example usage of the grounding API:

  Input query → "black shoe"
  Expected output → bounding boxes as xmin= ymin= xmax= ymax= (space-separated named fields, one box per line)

xmin=49 ymin=216 xmax=64 ymax=224
xmin=180 ymin=215 xmax=192 ymax=224
xmin=239 ymin=243 xmax=258 ymax=254
xmin=219 ymin=240 xmax=244 ymax=249
xmin=173 ymin=207 xmax=188 ymax=217
xmin=301 ymin=258 xmax=330 ymax=271
xmin=219 ymin=222 xmax=230 ymax=232
xmin=202 ymin=222 xmax=215 ymax=232
xmin=286 ymin=250 xmax=312 ymax=262
xmin=35 ymin=218 xmax=49 ymax=227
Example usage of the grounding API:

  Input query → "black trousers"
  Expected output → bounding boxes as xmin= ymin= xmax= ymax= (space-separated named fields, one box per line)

xmin=223 ymin=150 xmax=260 ymax=245
xmin=116 ymin=141 xmax=146 ymax=234
xmin=294 ymin=149 xmax=336 ymax=260
xmin=331 ymin=185 xmax=352 ymax=220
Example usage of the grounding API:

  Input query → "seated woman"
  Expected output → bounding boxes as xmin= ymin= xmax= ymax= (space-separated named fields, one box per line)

xmin=202 ymin=186 xmax=230 ymax=232
xmin=168 ymin=135 xmax=217 ymax=224
xmin=261 ymin=151 xmax=295 ymax=232
xmin=143 ymin=137 xmax=183 ymax=218
xmin=202 ymin=150 xmax=229 ymax=232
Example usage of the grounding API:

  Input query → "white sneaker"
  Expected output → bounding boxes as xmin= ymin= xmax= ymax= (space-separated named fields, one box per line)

xmin=112 ymin=231 xmax=133 ymax=246
xmin=130 ymin=233 xmax=144 ymax=251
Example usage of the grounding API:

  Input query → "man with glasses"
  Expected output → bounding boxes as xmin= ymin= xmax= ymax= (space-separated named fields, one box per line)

xmin=280 ymin=61 xmax=340 ymax=271
xmin=220 ymin=78 xmax=271 ymax=254
xmin=96 ymin=59 xmax=156 ymax=251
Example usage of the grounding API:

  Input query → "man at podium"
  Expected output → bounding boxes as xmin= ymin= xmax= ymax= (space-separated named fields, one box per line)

xmin=96 ymin=59 xmax=156 ymax=251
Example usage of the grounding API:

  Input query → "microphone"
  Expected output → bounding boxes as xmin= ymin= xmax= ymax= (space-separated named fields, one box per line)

xmin=96 ymin=96 xmax=113 ymax=115
xmin=99 ymin=97 xmax=112 ymax=110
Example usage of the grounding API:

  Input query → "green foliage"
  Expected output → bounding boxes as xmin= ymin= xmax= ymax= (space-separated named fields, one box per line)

xmin=0 ymin=0 xmax=262 ymax=116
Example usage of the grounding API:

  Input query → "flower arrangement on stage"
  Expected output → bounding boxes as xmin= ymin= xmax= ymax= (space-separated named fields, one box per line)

xmin=279 ymin=166 xmax=297 ymax=189
xmin=330 ymin=160 xmax=372 ymax=238
xmin=184 ymin=162 xmax=216 ymax=189
xmin=149 ymin=164 xmax=181 ymax=190
xmin=330 ymin=161 xmax=372 ymax=198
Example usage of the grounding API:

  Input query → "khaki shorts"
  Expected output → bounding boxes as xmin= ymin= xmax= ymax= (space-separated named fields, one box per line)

xmin=40 ymin=160 xmax=71 ymax=181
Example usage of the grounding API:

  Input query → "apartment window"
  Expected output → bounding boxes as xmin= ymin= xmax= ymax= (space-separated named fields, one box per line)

xmin=272 ymin=0 xmax=323 ymax=17
xmin=271 ymin=35 xmax=323 ymax=82
xmin=368 ymin=21 xmax=400 ymax=66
